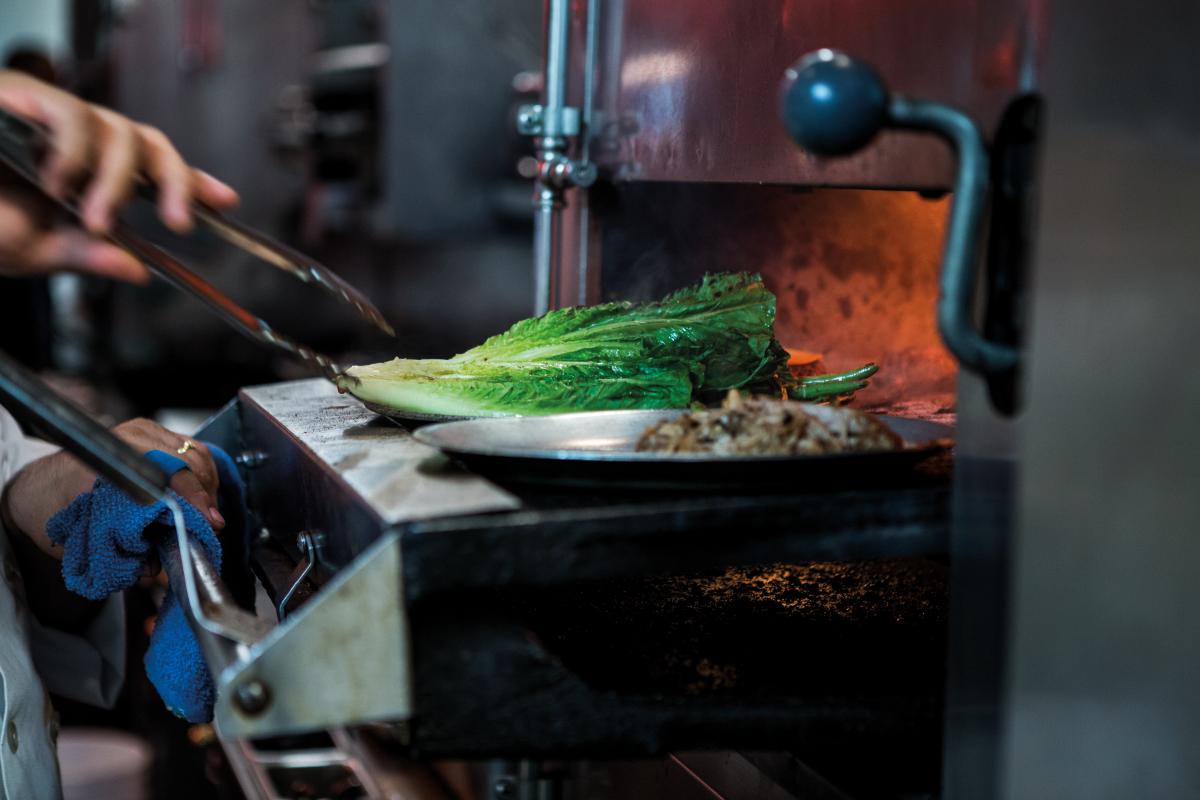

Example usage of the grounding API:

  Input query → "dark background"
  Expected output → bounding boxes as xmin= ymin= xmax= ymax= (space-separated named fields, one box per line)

xmin=0 ymin=0 xmax=539 ymax=421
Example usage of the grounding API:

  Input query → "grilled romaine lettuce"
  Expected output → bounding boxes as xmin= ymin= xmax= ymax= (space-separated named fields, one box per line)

xmin=336 ymin=272 xmax=875 ymax=417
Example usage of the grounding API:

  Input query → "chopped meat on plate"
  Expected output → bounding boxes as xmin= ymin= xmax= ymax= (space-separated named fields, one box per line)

xmin=636 ymin=390 xmax=903 ymax=456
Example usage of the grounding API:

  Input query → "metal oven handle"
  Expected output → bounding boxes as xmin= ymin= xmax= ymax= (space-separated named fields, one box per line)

xmin=779 ymin=49 xmax=1020 ymax=377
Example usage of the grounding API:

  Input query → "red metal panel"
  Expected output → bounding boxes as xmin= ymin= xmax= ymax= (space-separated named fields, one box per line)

xmin=583 ymin=0 xmax=1044 ymax=187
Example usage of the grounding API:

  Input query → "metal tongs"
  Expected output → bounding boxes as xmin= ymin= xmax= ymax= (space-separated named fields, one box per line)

xmin=0 ymin=108 xmax=393 ymax=381
xmin=0 ymin=346 xmax=268 ymax=682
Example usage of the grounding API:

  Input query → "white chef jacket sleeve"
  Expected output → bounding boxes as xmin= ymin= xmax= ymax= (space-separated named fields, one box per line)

xmin=27 ymin=599 xmax=126 ymax=709
xmin=0 ymin=406 xmax=126 ymax=709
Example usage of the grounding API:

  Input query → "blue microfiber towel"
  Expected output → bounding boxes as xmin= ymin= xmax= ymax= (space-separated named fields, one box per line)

xmin=47 ymin=444 xmax=246 ymax=723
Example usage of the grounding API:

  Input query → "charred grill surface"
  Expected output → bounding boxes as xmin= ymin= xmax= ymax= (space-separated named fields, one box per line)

xmin=523 ymin=559 xmax=947 ymax=698
xmin=407 ymin=558 xmax=948 ymax=794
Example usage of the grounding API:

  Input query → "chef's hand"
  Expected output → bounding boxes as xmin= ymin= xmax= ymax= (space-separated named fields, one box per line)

xmin=0 ymin=69 xmax=238 ymax=282
xmin=1 ymin=417 xmax=225 ymax=561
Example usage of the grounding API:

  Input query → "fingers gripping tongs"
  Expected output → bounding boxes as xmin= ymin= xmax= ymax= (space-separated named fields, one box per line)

xmin=0 ymin=108 xmax=393 ymax=380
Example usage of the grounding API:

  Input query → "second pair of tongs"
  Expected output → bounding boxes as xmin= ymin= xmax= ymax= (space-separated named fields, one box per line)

xmin=0 ymin=107 xmax=392 ymax=381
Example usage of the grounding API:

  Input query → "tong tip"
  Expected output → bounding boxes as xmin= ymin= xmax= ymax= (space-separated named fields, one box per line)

xmin=363 ymin=306 xmax=396 ymax=338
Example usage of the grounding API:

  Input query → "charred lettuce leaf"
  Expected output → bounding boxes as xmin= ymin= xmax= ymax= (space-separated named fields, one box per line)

xmin=336 ymin=273 xmax=875 ymax=417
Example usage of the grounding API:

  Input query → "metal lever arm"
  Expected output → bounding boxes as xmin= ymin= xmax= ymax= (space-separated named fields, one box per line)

xmin=779 ymin=49 xmax=1020 ymax=376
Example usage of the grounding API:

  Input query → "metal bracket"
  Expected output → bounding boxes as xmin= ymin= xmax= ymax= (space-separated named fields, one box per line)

xmin=537 ymin=152 xmax=598 ymax=190
xmin=215 ymin=532 xmax=412 ymax=739
xmin=276 ymin=530 xmax=326 ymax=620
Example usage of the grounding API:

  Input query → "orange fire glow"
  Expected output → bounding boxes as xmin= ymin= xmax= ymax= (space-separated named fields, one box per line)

xmin=785 ymin=348 xmax=822 ymax=366
xmin=762 ymin=189 xmax=956 ymax=422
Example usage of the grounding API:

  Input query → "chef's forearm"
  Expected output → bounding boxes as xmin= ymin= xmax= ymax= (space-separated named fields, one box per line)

xmin=1 ymin=450 xmax=74 ymax=559
xmin=0 ymin=452 xmax=105 ymax=633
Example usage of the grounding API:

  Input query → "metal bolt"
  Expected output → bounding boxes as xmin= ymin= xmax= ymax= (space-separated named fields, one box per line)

xmin=516 ymin=104 xmax=545 ymax=135
xmin=571 ymin=160 xmax=598 ymax=188
xmin=297 ymin=530 xmax=326 ymax=555
xmin=493 ymin=777 xmax=516 ymax=799
xmin=234 ymin=680 xmax=271 ymax=715
xmin=235 ymin=450 xmax=268 ymax=468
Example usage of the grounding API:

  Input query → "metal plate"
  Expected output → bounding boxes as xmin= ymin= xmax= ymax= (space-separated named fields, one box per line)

xmin=360 ymin=400 xmax=475 ymax=426
xmin=413 ymin=409 xmax=952 ymax=491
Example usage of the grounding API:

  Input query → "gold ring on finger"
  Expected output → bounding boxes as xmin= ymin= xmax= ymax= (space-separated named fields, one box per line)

xmin=176 ymin=440 xmax=196 ymax=456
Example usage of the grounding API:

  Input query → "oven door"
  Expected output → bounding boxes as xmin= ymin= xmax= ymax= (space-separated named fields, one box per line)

xmin=1000 ymin=2 xmax=1200 ymax=798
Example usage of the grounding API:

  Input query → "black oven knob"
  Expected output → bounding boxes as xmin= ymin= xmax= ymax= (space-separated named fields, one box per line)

xmin=779 ymin=49 xmax=888 ymax=157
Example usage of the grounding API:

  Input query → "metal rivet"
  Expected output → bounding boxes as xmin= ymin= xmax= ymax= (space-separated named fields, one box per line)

xmin=235 ymin=450 xmax=268 ymax=469
xmin=234 ymin=680 xmax=271 ymax=715
xmin=7 ymin=720 xmax=18 ymax=753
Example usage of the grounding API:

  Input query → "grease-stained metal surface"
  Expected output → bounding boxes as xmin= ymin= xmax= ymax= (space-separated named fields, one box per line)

xmin=239 ymin=379 xmax=520 ymax=528
xmin=238 ymin=379 xmax=521 ymax=571
xmin=583 ymin=0 xmax=1045 ymax=187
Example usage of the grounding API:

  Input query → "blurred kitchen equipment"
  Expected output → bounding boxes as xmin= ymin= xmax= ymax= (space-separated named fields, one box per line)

xmin=58 ymin=728 xmax=153 ymax=800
